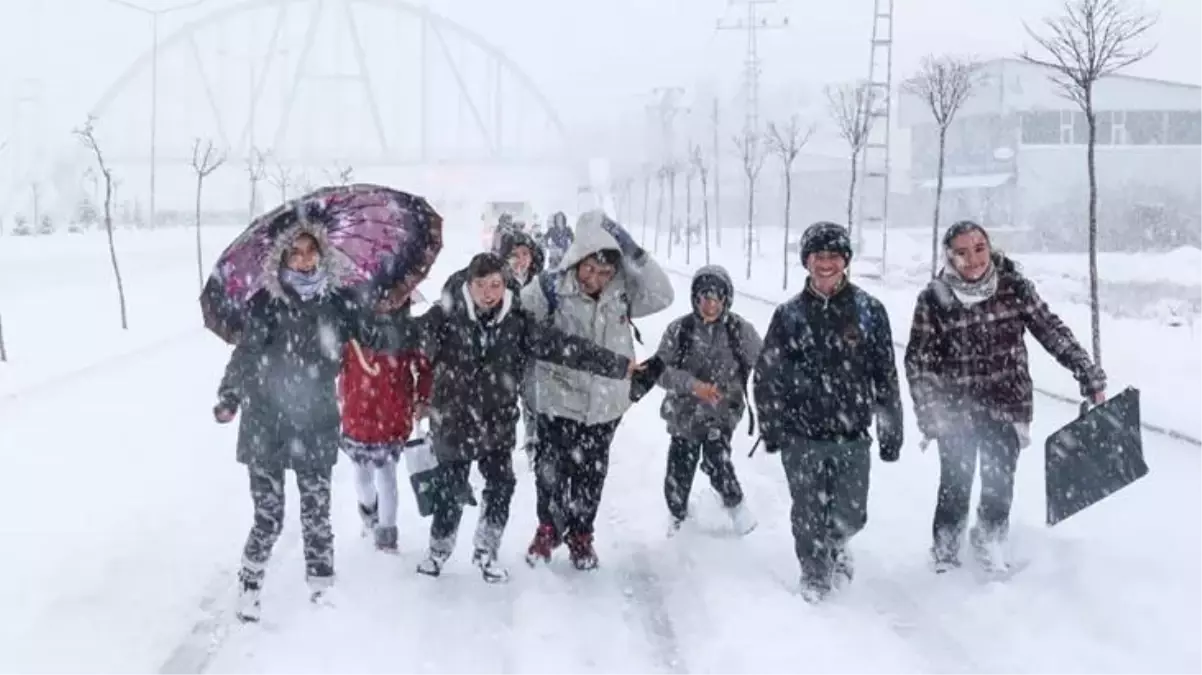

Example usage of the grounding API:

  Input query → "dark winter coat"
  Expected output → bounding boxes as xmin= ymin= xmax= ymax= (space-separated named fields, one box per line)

xmin=217 ymin=229 xmax=380 ymax=472
xmin=752 ymin=279 xmax=903 ymax=449
xmin=420 ymin=268 xmax=631 ymax=462
xmin=655 ymin=265 xmax=763 ymax=441
xmin=904 ymin=253 xmax=1106 ymax=439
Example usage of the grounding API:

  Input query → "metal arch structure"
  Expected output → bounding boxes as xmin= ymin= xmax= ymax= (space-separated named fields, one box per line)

xmin=88 ymin=0 xmax=571 ymax=168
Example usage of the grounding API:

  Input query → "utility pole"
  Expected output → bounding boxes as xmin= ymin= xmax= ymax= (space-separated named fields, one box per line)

xmin=717 ymin=0 xmax=789 ymax=136
xmin=646 ymin=87 xmax=688 ymax=253
xmin=859 ymin=0 xmax=896 ymax=275
xmin=103 ymin=0 xmax=211 ymax=229
xmin=711 ymin=98 xmax=722 ymax=247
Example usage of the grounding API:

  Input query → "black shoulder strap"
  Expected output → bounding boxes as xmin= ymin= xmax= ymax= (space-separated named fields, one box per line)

xmin=725 ymin=314 xmax=756 ymax=436
xmin=673 ymin=315 xmax=697 ymax=368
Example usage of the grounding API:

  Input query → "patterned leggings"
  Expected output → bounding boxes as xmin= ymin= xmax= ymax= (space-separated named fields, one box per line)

xmin=239 ymin=464 xmax=334 ymax=589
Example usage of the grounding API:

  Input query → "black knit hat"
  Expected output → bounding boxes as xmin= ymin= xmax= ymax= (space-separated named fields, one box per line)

xmin=799 ymin=221 xmax=852 ymax=266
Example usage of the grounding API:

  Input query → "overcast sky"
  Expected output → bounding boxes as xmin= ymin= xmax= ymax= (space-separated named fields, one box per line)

xmin=0 ymin=0 xmax=1197 ymax=150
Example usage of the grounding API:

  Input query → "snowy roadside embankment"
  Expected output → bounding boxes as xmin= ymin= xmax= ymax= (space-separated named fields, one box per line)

xmin=652 ymin=232 xmax=1201 ymax=444
xmin=0 ymin=226 xmax=247 ymax=397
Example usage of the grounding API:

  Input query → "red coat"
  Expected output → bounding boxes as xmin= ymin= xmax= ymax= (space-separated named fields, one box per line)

xmin=339 ymin=342 xmax=432 ymax=445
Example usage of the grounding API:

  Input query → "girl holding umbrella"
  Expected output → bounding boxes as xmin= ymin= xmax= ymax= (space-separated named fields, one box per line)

xmin=204 ymin=186 xmax=443 ymax=623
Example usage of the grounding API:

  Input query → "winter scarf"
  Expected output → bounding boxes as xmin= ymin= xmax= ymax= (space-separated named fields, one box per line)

xmin=939 ymin=260 xmax=999 ymax=307
xmin=280 ymin=267 xmax=329 ymax=301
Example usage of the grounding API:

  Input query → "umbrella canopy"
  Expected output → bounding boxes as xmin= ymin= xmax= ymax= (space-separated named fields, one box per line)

xmin=200 ymin=183 xmax=443 ymax=344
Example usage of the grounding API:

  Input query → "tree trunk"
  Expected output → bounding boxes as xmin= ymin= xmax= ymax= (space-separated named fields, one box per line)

xmin=782 ymin=165 xmax=792 ymax=290
xmin=103 ymin=179 xmax=129 ymax=330
xmin=0 ymin=310 xmax=8 ymax=362
xmin=931 ymin=127 xmax=948 ymax=279
xmin=712 ymin=101 xmax=722 ymax=247
xmin=667 ymin=170 xmax=677 ymax=259
xmin=195 ymin=175 xmax=205 ymax=292
xmin=1086 ymin=98 xmax=1102 ymax=369
xmin=641 ymin=175 xmax=651 ymax=246
xmin=701 ymin=175 xmax=711 ymax=265
xmin=845 ymin=152 xmax=857 ymax=239
xmin=248 ymin=177 xmax=258 ymax=221
xmin=685 ymin=172 xmax=693 ymax=265
xmin=653 ymin=173 xmax=665 ymax=254
xmin=745 ymin=176 xmax=755 ymax=280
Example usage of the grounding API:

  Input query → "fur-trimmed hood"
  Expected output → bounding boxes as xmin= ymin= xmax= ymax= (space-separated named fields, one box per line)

xmin=262 ymin=220 xmax=354 ymax=301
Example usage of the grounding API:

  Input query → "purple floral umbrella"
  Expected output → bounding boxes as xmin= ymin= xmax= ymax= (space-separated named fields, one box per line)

xmin=200 ymin=183 xmax=443 ymax=344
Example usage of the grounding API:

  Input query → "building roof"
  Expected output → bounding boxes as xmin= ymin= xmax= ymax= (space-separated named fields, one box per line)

xmin=988 ymin=57 xmax=1202 ymax=91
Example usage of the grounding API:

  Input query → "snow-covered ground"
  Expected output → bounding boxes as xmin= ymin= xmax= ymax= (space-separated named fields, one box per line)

xmin=0 ymin=225 xmax=1198 ymax=673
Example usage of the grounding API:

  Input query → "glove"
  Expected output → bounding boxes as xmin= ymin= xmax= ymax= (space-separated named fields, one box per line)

xmin=600 ymin=216 xmax=645 ymax=262
xmin=879 ymin=438 xmax=901 ymax=463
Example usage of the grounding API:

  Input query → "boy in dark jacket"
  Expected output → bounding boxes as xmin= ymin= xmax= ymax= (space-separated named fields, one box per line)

xmin=416 ymin=253 xmax=637 ymax=583
xmin=752 ymin=221 xmax=904 ymax=603
xmin=654 ymin=265 xmax=762 ymax=535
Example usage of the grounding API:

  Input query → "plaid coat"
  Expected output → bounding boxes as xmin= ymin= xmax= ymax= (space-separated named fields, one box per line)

xmin=904 ymin=254 xmax=1105 ymax=438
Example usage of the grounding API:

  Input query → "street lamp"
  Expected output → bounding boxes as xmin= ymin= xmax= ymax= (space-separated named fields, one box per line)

xmin=103 ymin=0 xmax=211 ymax=228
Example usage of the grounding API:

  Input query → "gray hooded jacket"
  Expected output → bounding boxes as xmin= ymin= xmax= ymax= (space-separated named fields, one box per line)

xmin=655 ymin=265 xmax=763 ymax=441
xmin=521 ymin=210 xmax=675 ymax=425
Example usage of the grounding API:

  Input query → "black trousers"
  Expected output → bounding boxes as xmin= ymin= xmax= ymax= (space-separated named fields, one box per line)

xmin=932 ymin=411 xmax=1021 ymax=554
xmin=664 ymin=433 xmax=745 ymax=521
xmin=534 ymin=414 xmax=621 ymax=537
xmin=780 ymin=439 xmax=872 ymax=585
xmin=239 ymin=463 xmax=334 ymax=588
xmin=429 ymin=451 xmax=516 ymax=553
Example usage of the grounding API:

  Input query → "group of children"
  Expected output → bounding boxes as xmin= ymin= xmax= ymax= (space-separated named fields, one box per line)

xmin=217 ymin=207 xmax=1106 ymax=618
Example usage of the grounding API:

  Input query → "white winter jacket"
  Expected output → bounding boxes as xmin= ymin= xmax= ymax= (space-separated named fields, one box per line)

xmin=521 ymin=211 xmax=675 ymax=425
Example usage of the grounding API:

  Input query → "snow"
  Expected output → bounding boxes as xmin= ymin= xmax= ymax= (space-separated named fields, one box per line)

xmin=0 ymin=225 xmax=1198 ymax=673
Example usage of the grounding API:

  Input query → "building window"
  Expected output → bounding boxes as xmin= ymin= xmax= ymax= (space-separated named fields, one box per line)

xmin=1111 ymin=110 xmax=1127 ymax=144
xmin=1166 ymin=111 xmax=1201 ymax=145
xmin=1021 ymin=111 xmax=1060 ymax=143
xmin=1061 ymin=110 xmax=1076 ymax=144
xmin=1126 ymin=111 xmax=1166 ymax=144
xmin=1094 ymin=111 xmax=1114 ymax=145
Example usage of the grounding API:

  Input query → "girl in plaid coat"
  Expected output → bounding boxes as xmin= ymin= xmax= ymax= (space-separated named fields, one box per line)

xmin=904 ymin=221 xmax=1105 ymax=575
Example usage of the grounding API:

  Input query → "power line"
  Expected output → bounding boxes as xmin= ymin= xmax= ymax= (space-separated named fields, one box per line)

xmin=716 ymin=0 xmax=789 ymax=136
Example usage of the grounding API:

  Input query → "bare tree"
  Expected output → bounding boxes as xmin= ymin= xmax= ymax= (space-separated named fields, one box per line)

xmin=653 ymin=167 xmax=666 ymax=253
xmin=191 ymin=138 xmax=227 ymax=291
xmin=640 ymin=164 xmax=652 ymax=247
xmin=30 ymin=182 xmax=42 ymax=231
xmin=825 ymin=82 xmax=876 ymax=246
xmin=267 ymin=159 xmax=293 ymax=204
xmin=324 ymin=163 xmax=354 ymax=186
xmin=690 ymin=144 xmax=712 ymax=265
xmin=75 ymin=116 xmax=128 ymax=330
xmin=1022 ymin=0 xmax=1156 ymax=368
xmin=246 ymin=147 xmax=266 ymax=220
xmin=733 ymin=129 xmax=767 ymax=280
xmin=768 ymin=116 xmax=817 ymax=290
xmin=665 ymin=163 xmax=679 ymax=258
xmin=902 ymin=54 xmax=985 ymax=278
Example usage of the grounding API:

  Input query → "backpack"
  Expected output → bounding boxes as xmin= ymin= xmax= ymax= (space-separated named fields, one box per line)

xmin=672 ymin=313 xmax=757 ymax=436
xmin=538 ymin=270 xmax=643 ymax=344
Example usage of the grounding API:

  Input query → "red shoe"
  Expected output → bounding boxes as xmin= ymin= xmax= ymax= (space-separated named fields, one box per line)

xmin=525 ymin=524 xmax=560 ymax=567
xmin=567 ymin=532 xmax=598 ymax=571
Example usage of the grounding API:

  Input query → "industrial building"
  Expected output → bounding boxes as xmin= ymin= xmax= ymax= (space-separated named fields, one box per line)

xmin=897 ymin=58 xmax=1201 ymax=251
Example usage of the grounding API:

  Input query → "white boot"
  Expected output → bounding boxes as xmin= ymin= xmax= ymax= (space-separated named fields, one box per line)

xmin=727 ymin=501 xmax=758 ymax=536
xmin=235 ymin=583 xmax=261 ymax=623
xmin=471 ymin=548 xmax=511 ymax=584
xmin=417 ymin=537 xmax=454 ymax=578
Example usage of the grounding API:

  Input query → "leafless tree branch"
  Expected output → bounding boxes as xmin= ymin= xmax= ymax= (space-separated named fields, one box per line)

xmin=74 ymin=116 xmax=128 ymax=330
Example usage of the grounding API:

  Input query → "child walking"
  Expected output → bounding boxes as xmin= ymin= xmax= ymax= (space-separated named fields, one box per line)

xmin=338 ymin=292 xmax=432 ymax=552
